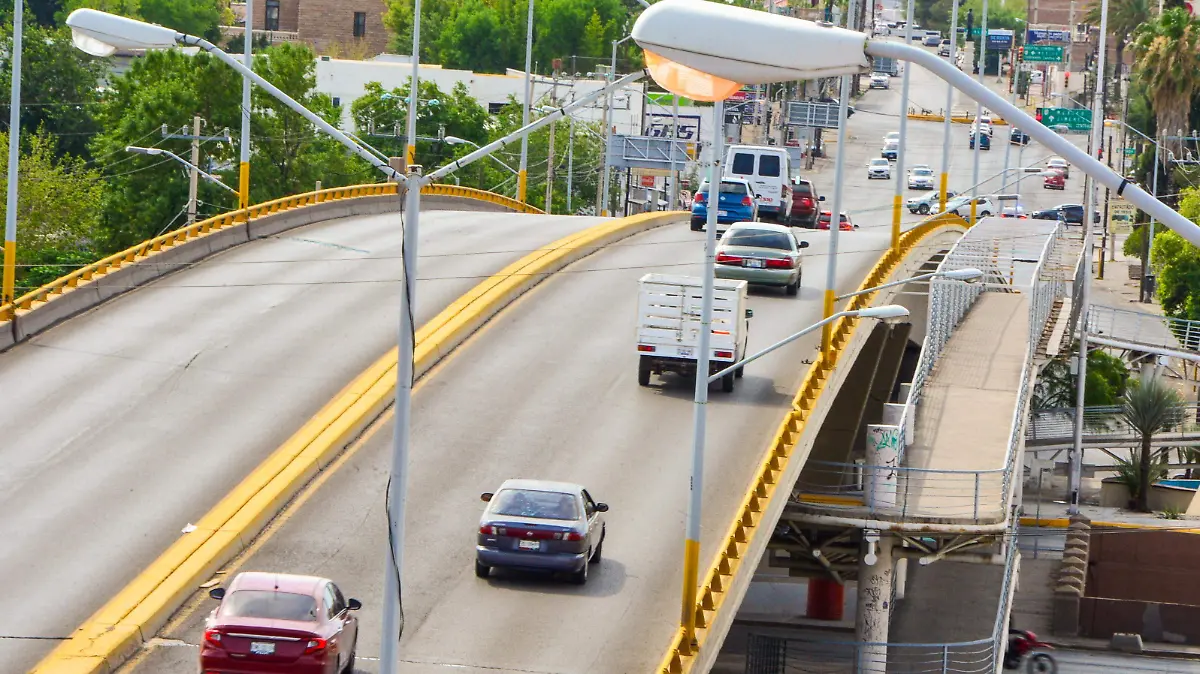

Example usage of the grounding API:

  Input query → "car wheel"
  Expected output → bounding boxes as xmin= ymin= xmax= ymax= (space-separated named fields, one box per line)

xmin=918 ymin=203 xmax=930 ymax=214
xmin=735 ymin=366 xmax=745 ymax=378
xmin=638 ymin=355 xmax=652 ymax=387
xmin=690 ymin=221 xmax=702 ymax=232
xmin=591 ymin=533 xmax=604 ymax=564
xmin=980 ymin=210 xmax=991 ymax=218
xmin=342 ymin=649 xmax=357 ymax=674
xmin=475 ymin=559 xmax=490 ymax=578
xmin=571 ymin=555 xmax=590 ymax=584
xmin=785 ymin=279 xmax=799 ymax=296
xmin=721 ymin=371 xmax=736 ymax=393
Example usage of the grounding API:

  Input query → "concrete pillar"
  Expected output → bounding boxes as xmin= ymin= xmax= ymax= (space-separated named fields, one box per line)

xmin=866 ymin=424 xmax=902 ymax=509
xmin=856 ymin=530 xmax=895 ymax=672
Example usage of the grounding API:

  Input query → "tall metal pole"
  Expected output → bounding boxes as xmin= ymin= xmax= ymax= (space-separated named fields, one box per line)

xmin=892 ymin=0 xmax=913 ymax=254
xmin=518 ymin=0 xmax=534 ymax=203
xmin=1069 ymin=0 xmax=1107 ymax=516
xmin=238 ymin=0 xmax=251 ymax=212
xmin=187 ymin=115 xmax=201 ymax=225
xmin=670 ymin=93 xmax=680 ymax=210
xmin=939 ymin=0 xmax=960 ymax=212
xmin=681 ymin=98 xmax=724 ymax=649
xmin=970 ymin=0 xmax=987 ymax=226
xmin=1144 ymin=141 xmax=1160 ymax=302
xmin=566 ymin=114 xmax=574 ymax=213
xmin=2 ymin=0 xmax=21 ymax=307
xmin=600 ymin=38 xmax=622 ymax=216
xmin=822 ymin=0 xmax=858 ymax=353
xmin=1001 ymin=52 xmax=1017 ymax=192
xmin=405 ymin=0 xmax=421 ymax=167
xmin=544 ymin=68 xmax=558 ymax=213
xmin=380 ymin=168 xmax=421 ymax=674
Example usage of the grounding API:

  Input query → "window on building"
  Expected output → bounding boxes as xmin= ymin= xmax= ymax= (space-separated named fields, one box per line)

xmin=353 ymin=11 xmax=366 ymax=38
xmin=265 ymin=0 xmax=279 ymax=30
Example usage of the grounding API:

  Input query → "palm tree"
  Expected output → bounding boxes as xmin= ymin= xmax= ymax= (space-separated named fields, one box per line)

xmin=1086 ymin=0 xmax=1153 ymax=84
xmin=1132 ymin=8 xmax=1200 ymax=163
xmin=1121 ymin=376 xmax=1187 ymax=511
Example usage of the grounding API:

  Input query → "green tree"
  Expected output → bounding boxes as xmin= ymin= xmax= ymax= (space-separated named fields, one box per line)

xmin=1033 ymin=348 xmax=1129 ymax=408
xmin=350 ymin=78 xmax=490 ymax=168
xmin=1132 ymin=8 xmax=1200 ymax=162
xmin=1085 ymin=0 xmax=1152 ymax=92
xmin=1151 ymin=229 xmax=1200 ymax=322
xmin=1121 ymin=376 xmax=1187 ymax=511
xmin=581 ymin=10 xmax=606 ymax=60
xmin=436 ymin=0 xmax=513 ymax=72
xmin=0 ymin=131 xmax=104 ymax=293
xmin=0 ymin=23 xmax=105 ymax=158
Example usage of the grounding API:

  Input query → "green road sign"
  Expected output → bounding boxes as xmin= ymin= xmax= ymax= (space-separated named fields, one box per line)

xmin=1041 ymin=107 xmax=1093 ymax=132
xmin=1124 ymin=147 xmax=1136 ymax=155
xmin=970 ymin=27 xmax=981 ymax=37
xmin=1024 ymin=45 xmax=1064 ymax=63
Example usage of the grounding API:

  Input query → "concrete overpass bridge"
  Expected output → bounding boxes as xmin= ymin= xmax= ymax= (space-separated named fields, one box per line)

xmin=5 ymin=183 xmax=1066 ymax=674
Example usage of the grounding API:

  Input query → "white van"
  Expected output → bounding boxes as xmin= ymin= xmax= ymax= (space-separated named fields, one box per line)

xmin=724 ymin=145 xmax=793 ymax=223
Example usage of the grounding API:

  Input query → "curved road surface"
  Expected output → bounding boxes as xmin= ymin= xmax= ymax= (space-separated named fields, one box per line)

xmin=0 ymin=210 xmax=604 ymax=673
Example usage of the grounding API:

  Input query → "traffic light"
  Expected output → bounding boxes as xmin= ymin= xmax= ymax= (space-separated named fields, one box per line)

xmin=1035 ymin=107 xmax=1043 ymax=122
xmin=1017 ymin=46 xmax=1024 ymax=61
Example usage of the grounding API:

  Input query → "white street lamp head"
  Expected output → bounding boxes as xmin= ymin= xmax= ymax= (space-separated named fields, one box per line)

xmin=631 ymin=0 xmax=869 ymax=84
xmin=854 ymin=305 xmax=910 ymax=320
xmin=942 ymin=267 xmax=983 ymax=281
xmin=66 ymin=9 xmax=179 ymax=57
xmin=126 ymin=145 xmax=162 ymax=156
xmin=443 ymin=136 xmax=466 ymax=145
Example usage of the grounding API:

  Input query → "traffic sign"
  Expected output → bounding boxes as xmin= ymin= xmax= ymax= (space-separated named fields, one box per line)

xmin=1109 ymin=198 xmax=1137 ymax=233
xmin=1040 ymin=107 xmax=1093 ymax=131
xmin=1024 ymin=45 xmax=1064 ymax=62
xmin=1124 ymin=147 xmax=1136 ymax=156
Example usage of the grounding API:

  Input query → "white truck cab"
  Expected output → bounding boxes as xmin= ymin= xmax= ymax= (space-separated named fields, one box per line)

xmin=636 ymin=274 xmax=751 ymax=392
xmin=724 ymin=145 xmax=793 ymax=224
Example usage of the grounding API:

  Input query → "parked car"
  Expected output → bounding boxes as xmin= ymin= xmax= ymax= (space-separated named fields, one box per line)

xmin=817 ymin=211 xmax=858 ymax=231
xmin=1047 ymin=156 xmax=1070 ymax=178
xmin=869 ymin=72 xmax=890 ymax=89
xmin=1010 ymin=128 xmax=1031 ymax=145
xmin=201 ymin=572 xmax=361 ymax=674
xmin=690 ymin=178 xmax=757 ymax=231
xmin=789 ymin=178 xmax=822 ymax=227
xmin=969 ymin=132 xmax=991 ymax=150
xmin=882 ymin=140 xmax=899 ymax=160
xmin=938 ymin=39 xmax=951 ymax=56
xmin=715 ymin=222 xmax=810 ymax=295
xmin=867 ymin=158 xmax=892 ymax=179
xmin=907 ymin=190 xmax=957 ymax=214
xmin=1044 ymin=171 xmax=1065 ymax=190
xmin=476 ymin=479 xmax=607 ymax=584
xmin=908 ymin=167 xmax=936 ymax=190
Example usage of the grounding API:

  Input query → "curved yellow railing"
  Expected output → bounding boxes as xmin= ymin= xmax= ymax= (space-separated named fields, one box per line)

xmin=0 ymin=183 xmax=543 ymax=323
xmin=656 ymin=212 xmax=970 ymax=674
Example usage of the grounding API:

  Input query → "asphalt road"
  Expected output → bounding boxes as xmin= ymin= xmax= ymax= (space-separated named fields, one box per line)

xmin=0 ymin=211 xmax=604 ymax=673
xmin=1053 ymin=649 xmax=1200 ymax=672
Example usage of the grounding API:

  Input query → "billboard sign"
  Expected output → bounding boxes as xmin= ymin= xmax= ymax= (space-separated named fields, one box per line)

xmin=646 ymin=113 xmax=701 ymax=142
xmin=785 ymin=101 xmax=841 ymax=129
xmin=1026 ymin=28 xmax=1070 ymax=43
xmin=986 ymin=29 xmax=1014 ymax=50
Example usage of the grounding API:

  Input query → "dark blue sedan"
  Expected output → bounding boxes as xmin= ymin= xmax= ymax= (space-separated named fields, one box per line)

xmin=690 ymin=178 xmax=758 ymax=231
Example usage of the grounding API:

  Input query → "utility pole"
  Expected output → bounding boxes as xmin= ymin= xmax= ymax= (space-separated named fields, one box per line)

xmin=161 ymin=120 xmax=232 ymax=225
xmin=545 ymin=61 xmax=560 ymax=214
xmin=1100 ymin=132 xmax=1113 ymax=279
xmin=567 ymin=112 xmax=574 ymax=214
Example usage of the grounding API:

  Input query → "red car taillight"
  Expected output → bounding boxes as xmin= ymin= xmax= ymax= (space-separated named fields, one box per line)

xmin=742 ymin=196 xmax=753 ymax=206
xmin=715 ymin=252 xmax=743 ymax=265
xmin=693 ymin=193 xmax=706 ymax=204
xmin=203 ymin=628 xmax=223 ymax=649
xmin=480 ymin=525 xmax=495 ymax=534
xmin=765 ymin=258 xmax=795 ymax=269
xmin=303 ymin=637 xmax=328 ymax=655
xmin=565 ymin=532 xmax=584 ymax=541
xmin=800 ymin=197 xmax=813 ymax=207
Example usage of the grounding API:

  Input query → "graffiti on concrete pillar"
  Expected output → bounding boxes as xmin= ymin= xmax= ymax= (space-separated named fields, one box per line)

xmin=865 ymin=424 xmax=901 ymax=509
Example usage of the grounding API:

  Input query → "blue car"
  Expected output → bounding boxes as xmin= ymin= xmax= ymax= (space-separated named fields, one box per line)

xmin=969 ymin=132 xmax=991 ymax=150
xmin=690 ymin=178 xmax=759 ymax=231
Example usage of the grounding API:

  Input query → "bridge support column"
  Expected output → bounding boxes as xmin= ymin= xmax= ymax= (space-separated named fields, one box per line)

xmin=856 ymin=530 xmax=894 ymax=672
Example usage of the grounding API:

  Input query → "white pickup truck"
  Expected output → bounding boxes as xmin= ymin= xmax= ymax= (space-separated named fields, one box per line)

xmin=636 ymin=274 xmax=751 ymax=392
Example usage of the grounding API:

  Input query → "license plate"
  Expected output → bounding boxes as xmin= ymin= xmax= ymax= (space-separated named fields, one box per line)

xmin=760 ymin=197 xmax=773 ymax=203
xmin=678 ymin=347 xmax=694 ymax=358
xmin=717 ymin=210 xmax=728 ymax=216
xmin=250 ymin=642 xmax=275 ymax=656
xmin=743 ymin=259 xmax=766 ymax=268
xmin=518 ymin=539 xmax=541 ymax=551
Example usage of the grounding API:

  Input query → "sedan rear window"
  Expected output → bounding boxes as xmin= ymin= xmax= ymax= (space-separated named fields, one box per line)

xmin=730 ymin=152 xmax=755 ymax=175
xmin=758 ymin=154 xmax=781 ymax=177
xmin=725 ymin=229 xmax=793 ymax=250
xmin=491 ymin=489 xmax=579 ymax=520
xmin=223 ymin=591 xmax=318 ymax=621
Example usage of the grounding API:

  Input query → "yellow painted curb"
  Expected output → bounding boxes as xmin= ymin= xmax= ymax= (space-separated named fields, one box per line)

xmin=656 ymin=212 xmax=970 ymax=674
xmin=30 ymin=210 xmax=684 ymax=674
xmin=1019 ymin=516 xmax=1200 ymax=534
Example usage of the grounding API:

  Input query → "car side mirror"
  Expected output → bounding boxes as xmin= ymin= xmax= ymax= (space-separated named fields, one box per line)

xmin=209 ymin=587 xmax=226 ymax=601
xmin=854 ymin=225 xmax=861 ymax=230
xmin=745 ymin=309 xmax=754 ymax=318
xmin=480 ymin=492 xmax=493 ymax=502
xmin=818 ymin=195 xmax=826 ymax=201
xmin=755 ymin=193 xmax=762 ymax=199
xmin=595 ymin=503 xmax=609 ymax=513
xmin=799 ymin=241 xmax=810 ymax=249
xmin=347 ymin=598 xmax=362 ymax=611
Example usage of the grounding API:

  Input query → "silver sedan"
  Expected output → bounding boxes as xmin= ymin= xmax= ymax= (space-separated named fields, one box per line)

xmin=476 ymin=479 xmax=608 ymax=584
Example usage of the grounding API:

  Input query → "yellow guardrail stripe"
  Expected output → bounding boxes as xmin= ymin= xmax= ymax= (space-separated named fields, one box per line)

xmin=1019 ymin=516 xmax=1200 ymax=534
xmin=0 ymin=183 xmax=542 ymax=324
xmin=656 ymin=212 xmax=970 ymax=674
xmin=30 ymin=210 xmax=681 ymax=674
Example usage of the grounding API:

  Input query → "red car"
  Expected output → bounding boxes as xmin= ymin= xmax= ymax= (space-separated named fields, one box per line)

xmin=789 ymin=178 xmax=822 ymax=227
xmin=201 ymin=572 xmax=361 ymax=674
xmin=1044 ymin=170 xmax=1065 ymax=190
xmin=817 ymin=210 xmax=857 ymax=231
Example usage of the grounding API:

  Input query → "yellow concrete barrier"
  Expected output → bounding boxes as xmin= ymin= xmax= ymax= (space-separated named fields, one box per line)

xmin=1019 ymin=516 xmax=1200 ymax=534
xmin=656 ymin=212 xmax=970 ymax=674
xmin=30 ymin=210 xmax=683 ymax=674
xmin=0 ymin=183 xmax=539 ymax=326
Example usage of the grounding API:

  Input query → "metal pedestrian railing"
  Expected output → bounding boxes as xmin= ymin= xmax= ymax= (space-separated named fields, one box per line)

xmin=1027 ymin=403 xmax=1200 ymax=447
xmin=795 ymin=461 xmax=1008 ymax=523
xmin=1086 ymin=303 xmax=1200 ymax=353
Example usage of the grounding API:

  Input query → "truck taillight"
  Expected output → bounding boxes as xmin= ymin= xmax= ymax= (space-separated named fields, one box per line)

xmin=715 ymin=350 xmax=733 ymax=358
xmin=715 ymin=253 xmax=743 ymax=265
xmin=766 ymin=258 xmax=795 ymax=269
xmin=637 ymin=344 xmax=656 ymax=352
xmin=742 ymin=196 xmax=752 ymax=206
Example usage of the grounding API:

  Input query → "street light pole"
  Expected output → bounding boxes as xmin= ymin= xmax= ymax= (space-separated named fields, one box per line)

xmin=406 ymin=0 xmax=421 ymax=167
xmin=600 ymin=35 xmax=632 ymax=217
xmin=823 ymin=0 xmax=860 ymax=353
xmin=238 ymin=0 xmax=251 ymax=213
xmin=892 ymin=0 xmax=914 ymax=254
xmin=970 ymin=0 xmax=987 ymax=226
xmin=940 ymin=0 xmax=960 ymax=212
xmin=2 ymin=0 xmax=22 ymax=306
xmin=518 ymin=0 xmax=534 ymax=203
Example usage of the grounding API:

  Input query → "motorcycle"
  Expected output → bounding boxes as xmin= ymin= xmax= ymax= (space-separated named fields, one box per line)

xmin=1003 ymin=628 xmax=1057 ymax=673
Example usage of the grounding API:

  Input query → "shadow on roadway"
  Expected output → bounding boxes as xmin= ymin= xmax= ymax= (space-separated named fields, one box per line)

xmin=481 ymin=557 xmax=629 ymax=598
